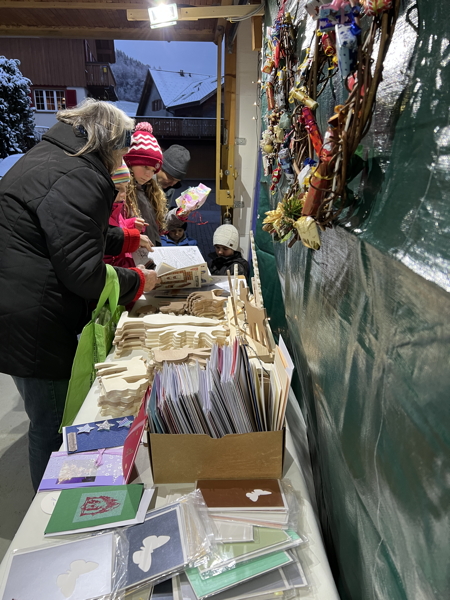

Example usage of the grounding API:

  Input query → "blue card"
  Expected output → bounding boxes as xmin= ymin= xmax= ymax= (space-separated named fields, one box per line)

xmin=122 ymin=504 xmax=186 ymax=589
xmin=63 ymin=416 xmax=135 ymax=453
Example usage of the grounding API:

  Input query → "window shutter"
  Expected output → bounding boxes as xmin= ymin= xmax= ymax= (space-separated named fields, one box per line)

xmin=65 ymin=89 xmax=77 ymax=108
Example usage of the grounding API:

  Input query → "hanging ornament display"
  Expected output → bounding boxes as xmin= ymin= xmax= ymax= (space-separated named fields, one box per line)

xmin=261 ymin=0 xmax=400 ymax=250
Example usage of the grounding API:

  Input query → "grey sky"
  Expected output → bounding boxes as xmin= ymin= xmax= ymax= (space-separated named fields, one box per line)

xmin=114 ymin=40 xmax=218 ymax=77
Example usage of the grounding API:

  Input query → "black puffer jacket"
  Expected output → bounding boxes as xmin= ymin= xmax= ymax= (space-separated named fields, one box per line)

xmin=0 ymin=122 xmax=141 ymax=379
xmin=208 ymin=251 xmax=249 ymax=277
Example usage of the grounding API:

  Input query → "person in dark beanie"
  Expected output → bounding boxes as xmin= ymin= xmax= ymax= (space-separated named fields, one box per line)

xmin=156 ymin=144 xmax=191 ymax=206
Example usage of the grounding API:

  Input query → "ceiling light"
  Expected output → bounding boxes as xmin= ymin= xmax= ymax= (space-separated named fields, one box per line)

xmin=148 ymin=3 xmax=178 ymax=29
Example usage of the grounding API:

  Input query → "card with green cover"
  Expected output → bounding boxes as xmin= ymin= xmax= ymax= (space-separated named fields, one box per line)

xmin=185 ymin=551 xmax=293 ymax=599
xmin=44 ymin=484 xmax=152 ymax=536
xmin=199 ymin=529 xmax=301 ymax=576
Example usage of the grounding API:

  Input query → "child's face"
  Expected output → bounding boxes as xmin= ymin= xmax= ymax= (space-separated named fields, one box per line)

xmin=157 ymin=169 xmax=180 ymax=189
xmin=132 ymin=165 xmax=156 ymax=185
xmin=214 ymin=244 xmax=234 ymax=257
xmin=168 ymin=228 xmax=185 ymax=242
xmin=114 ymin=182 xmax=128 ymax=203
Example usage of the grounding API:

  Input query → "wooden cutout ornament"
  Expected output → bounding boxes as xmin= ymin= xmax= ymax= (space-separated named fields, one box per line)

xmin=159 ymin=301 xmax=187 ymax=315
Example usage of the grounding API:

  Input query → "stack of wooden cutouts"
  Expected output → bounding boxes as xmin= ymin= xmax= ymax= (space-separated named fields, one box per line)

xmin=113 ymin=312 xmax=229 ymax=358
xmin=135 ymin=290 xmax=227 ymax=320
xmin=185 ymin=289 xmax=228 ymax=319
xmin=151 ymin=347 xmax=211 ymax=372
xmin=95 ymin=355 xmax=150 ymax=417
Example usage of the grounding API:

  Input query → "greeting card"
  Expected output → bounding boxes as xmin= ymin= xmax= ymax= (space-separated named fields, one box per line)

xmin=122 ymin=392 xmax=149 ymax=482
xmin=122 ymin=504 xmax=186 ymax=590
xmin=38 ymin=449 xmax=125 ymax=491
xmin=151 ymin=579 xmax=174 ymax=600
xmin=175 ymin=555 xmax=307 ymax=600
xmin=199 ymin=528 xmax=299 ymax=575
xmin=1 ymin=533 xmax=114 ymax=600
xmin=63 ymin=416 xmax=135 ymax=454
xmin=185 ymin=551 xmax=293 ymax=599
xmin=45 ymin=484 xmax=154 ymax=536
xmin=196 ymin=479 xmax=287 ymax=511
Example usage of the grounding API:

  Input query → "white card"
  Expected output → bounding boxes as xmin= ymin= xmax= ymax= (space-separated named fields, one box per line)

xmin=2 ymin=534 xmax=114 ymax=600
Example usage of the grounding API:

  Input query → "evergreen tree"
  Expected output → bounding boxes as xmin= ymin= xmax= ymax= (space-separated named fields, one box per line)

xmin=111 ymin=49 xmax=150 ymax=103
xmin=0 ymin=56 xmax=35 ymax=158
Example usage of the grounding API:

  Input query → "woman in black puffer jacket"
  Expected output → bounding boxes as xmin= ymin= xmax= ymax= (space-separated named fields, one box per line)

xmin=0 ymin=99 xmax=158 ymax=490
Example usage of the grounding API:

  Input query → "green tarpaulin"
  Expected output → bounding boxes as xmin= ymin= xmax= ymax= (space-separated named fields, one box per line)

xmin=253 ymin=1 xmax=450 ymax=598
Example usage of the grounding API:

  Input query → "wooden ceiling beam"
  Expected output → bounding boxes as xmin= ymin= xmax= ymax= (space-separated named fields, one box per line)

xmin=0 ymin=1 xmax=147 ymax=8
xmin=128 ymin=5 xmax=264 ymax=21
xmin=0 ymin=25 xmax=215 ymax=41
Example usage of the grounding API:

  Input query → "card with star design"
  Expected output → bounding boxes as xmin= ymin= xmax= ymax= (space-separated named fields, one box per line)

xmin=62 ymin=416 xmax=135 ymax=454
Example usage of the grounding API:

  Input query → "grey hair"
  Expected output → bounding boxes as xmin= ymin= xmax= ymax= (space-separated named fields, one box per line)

xmin=57 ymin=98 xmax=135 ymax=173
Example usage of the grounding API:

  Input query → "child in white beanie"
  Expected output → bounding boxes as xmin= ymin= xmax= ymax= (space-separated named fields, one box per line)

xmin=208 ymin=224 xmax=249 ymax=277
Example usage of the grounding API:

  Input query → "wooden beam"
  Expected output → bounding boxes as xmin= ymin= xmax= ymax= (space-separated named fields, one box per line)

xmin=0 ymin=25 xmax=216 ymax=42
xmin=216 ymin=32 xmax=224 ymax=206
xmin=128 ymin=5 xmax=264 ymax=21
xmin=216 ymin=36 xmax=236 ymax=207
xmin=0 ymin=1 xmax=146 ymax=8
xmin=251 ymin=15 xmax=262 ymax=51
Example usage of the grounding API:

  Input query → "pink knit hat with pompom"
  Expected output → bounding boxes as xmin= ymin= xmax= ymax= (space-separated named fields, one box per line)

xmin=124 ymin=122 xmax=163 ymax=173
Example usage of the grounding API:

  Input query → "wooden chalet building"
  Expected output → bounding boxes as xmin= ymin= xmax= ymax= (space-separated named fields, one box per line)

xmin=0 ymin=38 xmax=117 ymax=134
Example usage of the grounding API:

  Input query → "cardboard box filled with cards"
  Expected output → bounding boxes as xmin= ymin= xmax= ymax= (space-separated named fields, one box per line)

xmin=110 ymin=240 xmax=294 ymax=483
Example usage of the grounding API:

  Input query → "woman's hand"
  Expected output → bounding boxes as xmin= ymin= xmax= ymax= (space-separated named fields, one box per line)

xmin=139 ymin=235 xmax=154 ymax=252
xmin=136 ymin=264 xmax=160 ymax=292
xmin=134 ymin=217 xmax=149 ymax=233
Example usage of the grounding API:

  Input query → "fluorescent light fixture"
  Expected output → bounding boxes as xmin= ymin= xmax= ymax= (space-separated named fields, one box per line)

xmin=148 ymin=3 xmax=178 ymax=28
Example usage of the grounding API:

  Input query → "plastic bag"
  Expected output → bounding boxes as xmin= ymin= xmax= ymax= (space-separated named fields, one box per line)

xmin=60 ymin=264 xmax=121 ymax=430
xmin=1 ymin=531 xmax=128 ymax=600
xmin=198 ymin=479 xmax=302 ymax=534
xmin=183 ymin=549 xmax=309 ymax=599
xmin=197 ymin=528 xmax=304 ymax=579
xmin=117 ymin=490 xmax=218 ymax=596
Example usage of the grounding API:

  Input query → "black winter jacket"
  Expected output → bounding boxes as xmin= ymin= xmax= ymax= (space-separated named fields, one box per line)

xmin=0 ymin=122 xmax=141 ymax=379
xmin=208 ymin=251 xmax=249 ymax=278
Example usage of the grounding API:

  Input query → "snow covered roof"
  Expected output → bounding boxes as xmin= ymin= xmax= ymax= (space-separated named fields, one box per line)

xmin=149 ymin=68 xmax=221 ymax=108
xmin=108 ymin=100 xmax=138 ymax=117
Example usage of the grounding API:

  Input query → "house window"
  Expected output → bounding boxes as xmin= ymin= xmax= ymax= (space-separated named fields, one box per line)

xmin=34 ymin=89 xmax=66 ymax=111
xmin=152 ymin=99 xmax=163 ymax=112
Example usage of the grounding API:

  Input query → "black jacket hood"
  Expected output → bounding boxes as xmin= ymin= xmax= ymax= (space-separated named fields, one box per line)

xmin=43 ymin=122 xmax=115 ymax=192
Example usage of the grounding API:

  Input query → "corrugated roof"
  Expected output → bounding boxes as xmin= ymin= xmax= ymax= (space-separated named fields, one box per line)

xmin=149 ymin=68 xmax=220 ymax=109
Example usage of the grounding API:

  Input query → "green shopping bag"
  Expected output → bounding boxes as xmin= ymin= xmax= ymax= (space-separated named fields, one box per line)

xmin=60 ymin=265 xmax=123 ymax=430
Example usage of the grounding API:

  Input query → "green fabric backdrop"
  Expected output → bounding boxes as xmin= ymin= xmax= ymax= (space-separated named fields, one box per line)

xmin=253 ymin=1 xmax=450 ymax=598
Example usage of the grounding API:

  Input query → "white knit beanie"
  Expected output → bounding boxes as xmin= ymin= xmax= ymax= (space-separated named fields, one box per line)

xmin=213 ymin=224 xmax=239 ymax=250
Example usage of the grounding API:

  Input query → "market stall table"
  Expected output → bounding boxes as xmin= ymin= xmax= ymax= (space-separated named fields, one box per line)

xmin=0 ymin=286 xmax=340 ymax=599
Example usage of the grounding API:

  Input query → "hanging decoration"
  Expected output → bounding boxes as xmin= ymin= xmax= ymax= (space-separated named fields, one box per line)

xmin=261 ymin=0 xmax=400 ymax=250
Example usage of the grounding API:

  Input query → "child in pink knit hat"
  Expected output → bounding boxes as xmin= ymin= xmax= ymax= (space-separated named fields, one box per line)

xmin=124 ymin=122 xmax=168 ymax=246
xmin=104 ymin=159 xmax=153 ymax=268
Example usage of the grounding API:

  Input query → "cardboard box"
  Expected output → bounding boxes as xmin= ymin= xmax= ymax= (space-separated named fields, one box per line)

xmin=148 ymin=430 xmax=285 ymax=484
